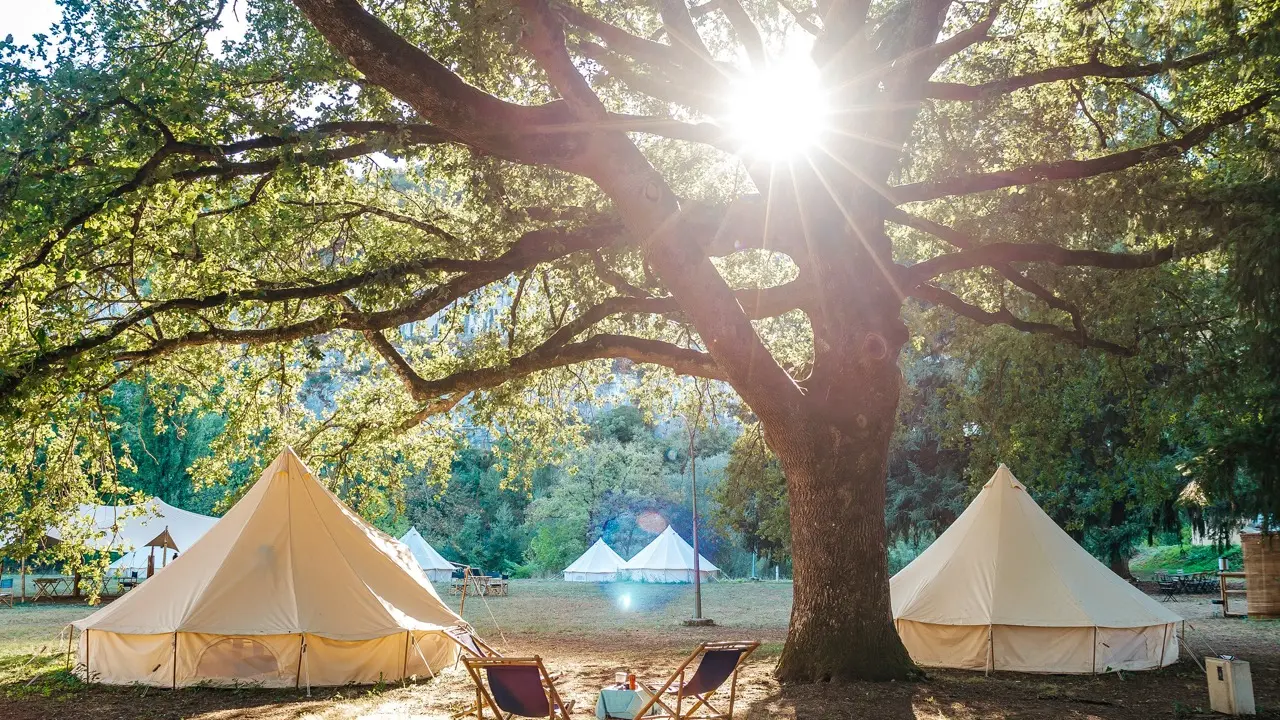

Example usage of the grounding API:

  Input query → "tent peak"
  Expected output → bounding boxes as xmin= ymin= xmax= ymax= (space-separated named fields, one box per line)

xmin=985 ymin=464 xmax=1026 ymax=491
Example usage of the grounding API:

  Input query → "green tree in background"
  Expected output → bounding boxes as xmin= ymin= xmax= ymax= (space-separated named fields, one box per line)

xmin=712 ymin=424 xmax=790 ymax=565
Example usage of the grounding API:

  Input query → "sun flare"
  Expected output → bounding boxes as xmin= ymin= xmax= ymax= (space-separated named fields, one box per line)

xmin=724 ymin=55 xmax=829 ymax=160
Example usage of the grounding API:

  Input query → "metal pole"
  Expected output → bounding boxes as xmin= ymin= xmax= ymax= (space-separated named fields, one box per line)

xmin=691 ymin=428 xmax=702 ymax=620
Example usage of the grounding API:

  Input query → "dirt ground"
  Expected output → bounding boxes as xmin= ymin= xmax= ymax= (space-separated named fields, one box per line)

xmin=1 ymin=581 xmax=1276 ymax=719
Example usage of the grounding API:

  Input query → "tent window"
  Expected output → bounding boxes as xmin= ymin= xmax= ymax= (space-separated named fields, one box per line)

xmin=196 ymin=637 xmax=282 ymax=681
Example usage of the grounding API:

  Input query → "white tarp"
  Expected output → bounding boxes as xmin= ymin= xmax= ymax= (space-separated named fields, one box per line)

xmin=563 ymin=538 xmax=626 ymax=582
xmin=890 ymin=464 xmax=1181 ymax=674
xmin=73 ymin=448 xmax=465 ymax=687
xmin=623 ymin=526 xmax=718 ymax=583
xmin=399 ymin=527 xmax=455 ymax=582
xmin=49 ymin=499 xmax=218 ymax=568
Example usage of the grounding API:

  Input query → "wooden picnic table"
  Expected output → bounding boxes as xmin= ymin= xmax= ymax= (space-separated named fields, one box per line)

xmin=448 ymin=574 xmax=508 ymax=596
xmin=32 ymin=576 xmax=74 ymax=601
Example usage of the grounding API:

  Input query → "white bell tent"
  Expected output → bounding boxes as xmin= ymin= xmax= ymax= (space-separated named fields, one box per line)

xmin=563 ymin=538 xmax=626 ymax=582
xmin=46 ymin=499 xmax=218 ymax=573
xmin=890 ymin=464 xmax=1181 ymax=674
xmin=623 ymin=526 xmax=719 ymax=583
xmin=399 ymin=526 xmax=456 ymax=582
xmin=73 ymin=448 xmax=466 ymax=687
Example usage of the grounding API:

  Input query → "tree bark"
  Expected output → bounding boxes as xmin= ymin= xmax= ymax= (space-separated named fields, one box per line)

xmin=1109 ymin=551 xmax=1134 ymax=580
xmin=767 ymin=401 xmax=919 ymax=682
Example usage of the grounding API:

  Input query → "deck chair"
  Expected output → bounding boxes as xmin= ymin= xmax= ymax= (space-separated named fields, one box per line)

xmin=448 ymin=625 xmax=501 ymax=659
xmin=631 ymin=641 xmax=759 ymax=720
xmin=0 ymin=577 xmax=14 ymax=607
xmin=462 ymin=656 xmax=575 ymax=720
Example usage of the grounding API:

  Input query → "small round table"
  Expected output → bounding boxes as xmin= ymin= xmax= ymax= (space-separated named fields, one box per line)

xmin=596 ymin=684 xmax=658 ymax=719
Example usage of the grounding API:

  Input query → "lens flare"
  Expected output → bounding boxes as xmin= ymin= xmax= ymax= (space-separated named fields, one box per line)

xmin=723 ymin=53 xmax=829 ymax=160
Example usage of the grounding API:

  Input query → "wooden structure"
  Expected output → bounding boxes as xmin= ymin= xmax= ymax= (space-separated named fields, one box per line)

xmin=1241 ymin=530 xmax=1280 ymax=618
xmin=631 ymin=641 xmax=759 ymax=720
xmin=1219 ymin=572 xmax=1247 ymax=617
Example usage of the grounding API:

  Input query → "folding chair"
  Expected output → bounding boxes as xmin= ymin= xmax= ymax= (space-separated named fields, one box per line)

xmin=631 ymin=641 xmax=759 ymax=720
xmin=462 ymin=656 xmax=575 ymax=720
xmin=0 ymin=577 xmax=14 ymax=608
xmin=1157 ymin=579 xmax=1180 ymax=601
xmin=448 ymin=625 xmax=501 ymax=659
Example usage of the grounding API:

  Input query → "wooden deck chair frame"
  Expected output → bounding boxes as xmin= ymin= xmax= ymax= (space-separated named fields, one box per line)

xmin=631 ymin=641 xmax=759 ymax=720
xmin=447 ymin=624 xmax=501 ymax=659
xmin=462 ymin=656 xmax=574 ymax=720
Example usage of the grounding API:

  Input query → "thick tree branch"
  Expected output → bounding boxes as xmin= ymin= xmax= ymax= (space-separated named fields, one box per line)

xmin=910 ymin=283 xmax=1136 ymax=355
xmin=924 ymin=44 xmax=1234 ymax=101
xmin=653 ymin=0 xmax=717 ymax=67
xmin=716 ymin=0 xmax=766 ymax=67
xmin=0 ymin=120 xmax=453 ymax=297
xmin=519 ymin=0 xmax=609 ymax=117
xmin=291 ymin=0 xmax=585 ymax=168
xmin=0 ymin=222 xmax=630 ymax=402
xmin=895 ymin=2 xmax=1000 ymax=83
xmin=893 ymin=91 xmax=1277 ymax=202
xmin=900 ymin=238 xmax=1210 ymax=287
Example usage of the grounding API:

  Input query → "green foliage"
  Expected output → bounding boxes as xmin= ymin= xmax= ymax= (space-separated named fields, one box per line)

xmin=710 ymin=424 xmax=790 ymax=563
xmin=1130 ymin=544 xmax=1243 ymax=576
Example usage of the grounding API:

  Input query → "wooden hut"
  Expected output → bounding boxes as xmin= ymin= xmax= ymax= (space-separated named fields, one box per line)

xmin=1241 ymin=530 xmax=1280 ymax=619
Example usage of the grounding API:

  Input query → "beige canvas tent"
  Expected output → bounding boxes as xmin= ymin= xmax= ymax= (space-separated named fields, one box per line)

xmin=890 ymin=465 xmax=1181 ymax=674
xmin=623 ymin=526 xmax=719 ymax=583
xmin=73 ymin=448 xmax=466 ymax=687
xmin=400 ymin=527 xmax=456 ymax=582
xmin=563 ymin=538 xmax=626 ymax=582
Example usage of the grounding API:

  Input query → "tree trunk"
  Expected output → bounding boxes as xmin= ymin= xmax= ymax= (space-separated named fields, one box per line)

xmin=766 ymin=332 xmax=919 ymax=683
xmin=768 ymin=408 xmax=918 ymax=682
xmin=1109 ymin=551 xmax=1133 ymax=580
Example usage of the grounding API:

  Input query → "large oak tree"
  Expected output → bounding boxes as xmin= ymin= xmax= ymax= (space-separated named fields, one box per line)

xmin=2 ymin=0 xmax=1277 ymax=681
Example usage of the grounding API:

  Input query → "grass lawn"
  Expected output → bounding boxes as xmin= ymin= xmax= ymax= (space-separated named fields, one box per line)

xmin=1 ymin=579 xmax=1276 ymax=719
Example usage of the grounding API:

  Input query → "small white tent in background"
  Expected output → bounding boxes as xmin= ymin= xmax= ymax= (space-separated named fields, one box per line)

xmin=623 ymin=526 xmax=719 ymax=583
xmin=73 ymin=448 xmax=465 ymax=687
xmin=399 ymin=526 xmax=455 ymax=582
xmin=47 ymin=499 xmax=218 ymax=573
xmin=890 ymin=464 xmax=1181 ymax=674
xmin=563 ymin=538 xmax=626 ymax=582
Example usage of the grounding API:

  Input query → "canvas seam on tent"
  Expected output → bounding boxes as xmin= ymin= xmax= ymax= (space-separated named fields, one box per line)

xmin=296 ymin=468 xmax=390 ymax=632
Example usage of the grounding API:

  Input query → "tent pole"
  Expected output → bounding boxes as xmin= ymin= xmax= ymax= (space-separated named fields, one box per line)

xmin=985 ymin=625 xmax=993 ymax=676
xmin=1159 ymin=623 xmax=1169 ymax=668
xmin=172 ymin=632 xmax=178 ymax=689
xmin=296 ymin=634 xmax=304 ymax=689
xmin=1091 ymin=627 xmax=1097 ymax=674
xmin=303 ymin=634 xmax=311 ymax=697
xmin=402 ymin=631 xmax=409 ymax=684
xmin=65 ymin=626 xmax=73 ymax=670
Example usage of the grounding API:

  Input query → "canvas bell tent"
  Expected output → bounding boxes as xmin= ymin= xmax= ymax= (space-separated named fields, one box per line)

xmin=400 ymin=527 xmax=456 ymax=582
xmin=563 ymin=538 xmax=626 ymax=582
xmin=73 ymin=448 xmax=467 ymax=687
xmin=102 ymin=502 xmax=218 ymax=573
xmin=45 ymin=499 xmax=217 ymax=573
xmin=623 ymin=526 xmax=719 ymax=583
xmin=890 ymin=465 xmax=1181 ymax=674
